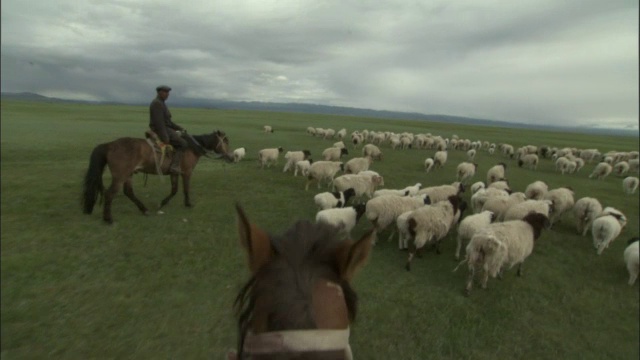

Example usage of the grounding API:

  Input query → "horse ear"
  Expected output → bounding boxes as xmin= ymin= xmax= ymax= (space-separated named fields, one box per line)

xmin=336 ymin=229 xmax=376 ymax=282
xmin=236 ymin=204 xmax=272 ymax=274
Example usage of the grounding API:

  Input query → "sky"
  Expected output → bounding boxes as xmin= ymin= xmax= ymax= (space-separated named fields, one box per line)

xmin=1 ymin=0 xmax=638 ymax=130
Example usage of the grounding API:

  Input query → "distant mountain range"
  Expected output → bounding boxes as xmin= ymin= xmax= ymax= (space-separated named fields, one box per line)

xmin=2 ymin=91 xmax=637 ymax=137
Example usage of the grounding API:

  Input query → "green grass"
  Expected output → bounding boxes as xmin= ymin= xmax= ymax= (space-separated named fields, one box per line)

xmin=1 ymin=99 xmax=638 ymax=359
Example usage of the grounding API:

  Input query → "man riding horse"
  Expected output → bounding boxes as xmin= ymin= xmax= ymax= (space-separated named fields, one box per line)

xmin=149 ymin=85 xmax=187 ymax=174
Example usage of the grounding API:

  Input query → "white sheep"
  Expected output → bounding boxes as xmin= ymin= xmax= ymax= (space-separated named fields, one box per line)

xmin=455 ymin=210 xmax=496 ymax=260
xmin=315 ymin=204 xmax=367 ymax=239
xmin=487 ymin=180 xmax=511 ymax=193
xmin=482 ymin=192 xmax=527 ymax=222
xmin=456 ymin=162 xmax=478 ymax=184
xmin=283 ymin=150 xmax=311 ymax=173
xmin=373 ymin=183 xmax=422 ymax=198
xmin=613 ymin=161 xmax=630 ymax=177
xmin=294 ymin=159 xmax=313 ymax=177
xmin=323 ymin=128 xmax=336 ymax=139
xmin=263 ymin=125 xmax=274 ymax=133
xmin=486 ymin=163 xmax=507 ymax=185
xmin=434 ymin=151 xmax=448 ymax=169
xmin=461 ymin=212 xmax=550 ymax=295
xmin=628 ymin=159 xmax=639 ymax=173
xmin=503 ymin=199 xmax=552 ymax=221
xmin=524 ymin=180 xmax=548 ymax=200
xmin=336 ymin=128 xmax=347 ymax=139
xmin=623 ymin=176 xmax=639 ymax=194
xmin=257 ymin=147 xmax=284 ymax=169
xmin=592 ymin=207 xmax=627 ymax=255
xmin=467 ymin=149 xmax=477 ymax=161
xmin=544 ymin=187 xmax=575 ymax=226
xmin=344 ymin=156 xmax=373 ymax=174
xmin=332 ymin=174 xmax=384 ymax=199
xmin=322 ymin=147 xmax=349 ymax=161
xmin=470 ymin=187 xmax=509 ymax=214
xmin=307 ymin=127 xmax=316 ymax=136
xmin=365 ymin=194 xmax=431 ymax=238
xmin=305 ymin=161 xmax=344 ymax=190
xmin=417 ymin=182 xmax=465 ymax=203
xmin=405 ymin=195 xmax=463 ymax=270
xmin=589 ymin=162 xmax=613 ymax=180
xmin=572 ymin=197 xmax=603 ymax=237
xmin=424 ymin=157 xmax=435 ymax=172
xmin=314 ymin=188 xmax=357 ymax=210
xmin=470 ymin=181 xmax=485 ymax=195
xmin=518 ymin=154 xmax=539 ymax=170
xmin=402 ymin=183 xmax=422 ymax=196
xmin=362 ymin=144 xmax=383 ymax=160
xmin=624 ymin=238 xmax=639 ymax=285
xmin=232 ymin=147 xmax=246 ymax=163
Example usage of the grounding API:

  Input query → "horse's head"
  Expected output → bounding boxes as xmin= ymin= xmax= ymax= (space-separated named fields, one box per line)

xmin=231 ymin=205 xmax=375 ymax=359
xmin=194 ymin=130 xmax=233 ymax=162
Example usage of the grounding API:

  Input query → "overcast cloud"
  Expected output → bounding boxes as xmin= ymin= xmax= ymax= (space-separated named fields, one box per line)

xmin=1 ymin=0 xmax=638 ymax=129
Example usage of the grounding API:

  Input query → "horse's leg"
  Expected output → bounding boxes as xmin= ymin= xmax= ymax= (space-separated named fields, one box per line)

xmin=160 ymin=174 xmax=179 ymax=208
xmin=182 ymin=173 xmax=193 ymax=207
xmin=103 ymin=179 xmax=123 ymax=224
xmin=123 ymin=177 xmax=149 ymax=215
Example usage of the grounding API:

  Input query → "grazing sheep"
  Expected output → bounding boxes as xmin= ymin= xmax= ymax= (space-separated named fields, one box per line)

xmin=457 ymin=162 xmax=478 ymax=184
xmin=315 ymin=204 xmax=367 ymax=239
xmin=544 ymin=187 xmax=575 ymax=226
xmin=518 ymin=154 xmax=539 ymax=170
xmin=524 ymin=181 xmax=548 ymax=200
xmin=283 ymin=150 xmax=312 ymax=173
xmin=461 ymin=212 xmax=550 ymax=295
xmin=487 ymin=180 xmax=511 ymax=193
xmin=555 ymin=157 xmax=574 ymax=175
xmin=405 ymin=195 xmax=462 ymax=270
xmin=503 ymin=200 xmax=553 ymax=221
xmin=624 ymin=238 xmax=639 ymax=285
xmin=305 ymin=161 xmax=344 ymax=190
xmin=592 ymin=207 xmax=627 ymax=255
xmin=470 ymin=181 xmax=486 ymax=195
xmin=628 ymin=159 xmax=639 ymax=173
xmin=323 ymin=128 xmax=336 ymax=139
xmin=488 ymin=148 xmax=495 ymax=155
xmin=481 ymin=192 xmax=527 ymax=222
xmin=373 ymin=183 xmax=421 ymax=198
xmin=263 ymin=125 xmax=274 ymax=133
xmin=351 ymin=133 xmax=364 ymax=148
xmin=470 ymin=187 xmax=509 ymax=214
xmin=589 ymin=162 xmax=613 ymax=180
xmin=573 ymin=197 xmax=603 ymax=237
xmin=365 ymin=194 xmax=431 ymax=237
xmin=258 ymin=147 xmax=284 ymax=169
xmin=307 ymin=127 xmax=317 ymax=136
xmin=294 ymin=159 xmax=313 ymax=177
xmin=363 ymin=144 xmax=383 ymax=160
xmin=613 ymin=161 xmax=630 ymax=177
xmin=314 ymin=188 xmax=357 ymax=210
xmin=486 ymin=163 xmax=507 ymax=185
xmin=322 ymin=147 xmax=349 ymax=161
xmin=434 ymin=151 xmax=448 ymax=169
xmin=417 ymin=182 xmax=465 ymax=203
xmin=344 ymin=156 xmax=373 ymax=174
xmin=455 ymin=210 xmax=496 ymax=260
xmin=333 ymin=141 xmax=346 ymax=149
xmin=336 ymin=128 xmax=347 ymax=139
xmin=333 ymin=174 xmax=385 ymax=199
xmin=574 ymin=158 xmax=585 ymax=173
xmin=424 ymin=157 xmax=435 ymax=172
xmin=623 ymin=176 xmax=639 ymax=194
xmin=232 ymin=147 xmax=246 ymax=163
xmin=467 ymin=149 xmax=477 ymax=161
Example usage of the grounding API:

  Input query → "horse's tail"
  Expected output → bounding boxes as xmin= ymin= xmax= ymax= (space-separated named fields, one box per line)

xmin=82 ymin=143 xmax=108 ymax=214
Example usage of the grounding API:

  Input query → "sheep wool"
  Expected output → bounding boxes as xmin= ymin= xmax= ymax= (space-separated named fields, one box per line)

xmin=305 ymin=161 xmax=344 ymax=190
xmin=589 ymin=162 xmax=613 ymax=180
xmin=524 ymin=181 xmax=548 ymax=200
xmin=481 ymin=192 xmax=527 ymax=222
xmin=314 ymin=188 xmax=356 ymax=210
xmin=363 ymin=144 xmax=383 ymax=160
xmin=294 ymin=159 xmax=313 ymax=177
xmin=623 ymin=176 xmax=639 ymax=194
xmin=344 ymin=156 xmax=373 ymax=174
xmin=417 ymin=182 xmax=464 ymax=203
xmin=624 ymin=238 xmax=639 ymax=285
xmin=322 ymin=147 xmax=349 ymax=161
xmin=455 ymin=210 xmax=496 ymax=260
xmin=283 ymin=150 xmax=311 ymax=173
xmin=572 ymin=197 xmax=603 ymax=237
xmin=365 ymin=194 xmax=430 ymax=235
xmin=315 ymin=204 xmax=367 ymax=239
xmin=592 ymin=207 xmax=627 ymax=255
xmin=233 ymin=147 xmax=246 ymax=163
xmin=258 ymin=147 xmax=284 ymax=169
xmin=502 ymin=199 xmax=552 ymax=221
xmin=457 ymin=162 xmax=478 ymax=184
xmin=333 ymin=174 xmax=384 ymax=198
xmin=544 ymin=187 xmax=575 ymax=226
xmin=487 ymin=163 xmax=507 ymax=185
xmin=463 ymin=212 xmax=549 ymax=295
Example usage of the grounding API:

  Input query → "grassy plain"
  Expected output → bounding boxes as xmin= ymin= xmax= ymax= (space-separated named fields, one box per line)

xmin=1 ymin=99 xmax=638 ymax=359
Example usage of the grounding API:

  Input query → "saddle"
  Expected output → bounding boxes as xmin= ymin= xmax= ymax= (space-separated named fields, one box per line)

xmin=145 ymin=130 xmax=174 ymax=154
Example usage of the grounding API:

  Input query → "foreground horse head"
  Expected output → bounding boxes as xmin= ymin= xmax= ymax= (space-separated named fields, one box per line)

xmin=231 ymin=205 xmax=376 ymax=359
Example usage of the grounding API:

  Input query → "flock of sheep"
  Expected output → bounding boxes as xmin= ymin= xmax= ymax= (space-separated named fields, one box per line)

xmin=231 ymin=124 xmax=639 ymax=294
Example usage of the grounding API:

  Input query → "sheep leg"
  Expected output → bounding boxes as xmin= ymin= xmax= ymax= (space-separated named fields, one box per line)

xmin=455 ymin=235 xmax=462 ymax=260
xmin=480 ymin=268 xmax=489 ymax=289
xmin=435 ymin=241 xmax=442 ymax=255
xmin=406 ymin=243 xmax=416 ymax=271
xmin=629 ymin=271 xmax=638 ymax=286
xmin=517 ymin=263 xmax=524 ymax=277
xmin=464 ymin=267 xmax=475 ymax=296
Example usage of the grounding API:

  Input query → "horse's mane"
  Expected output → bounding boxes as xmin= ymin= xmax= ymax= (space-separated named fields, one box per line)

xmin=185 ymin=133 xmax=212 ymax=156
xmin=234 ymin=220 xmax=358 ymax=356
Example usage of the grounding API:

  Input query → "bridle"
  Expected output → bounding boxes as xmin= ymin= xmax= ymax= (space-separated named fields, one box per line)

xmin=237 ymin=328 xmax=352 ymax=359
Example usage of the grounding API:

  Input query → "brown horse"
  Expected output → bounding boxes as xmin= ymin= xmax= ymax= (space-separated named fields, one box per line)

xmin=230 ymin=205 xmax=376 ymax=359
xmin=82 ymin=130 xmax=232 ymax=224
